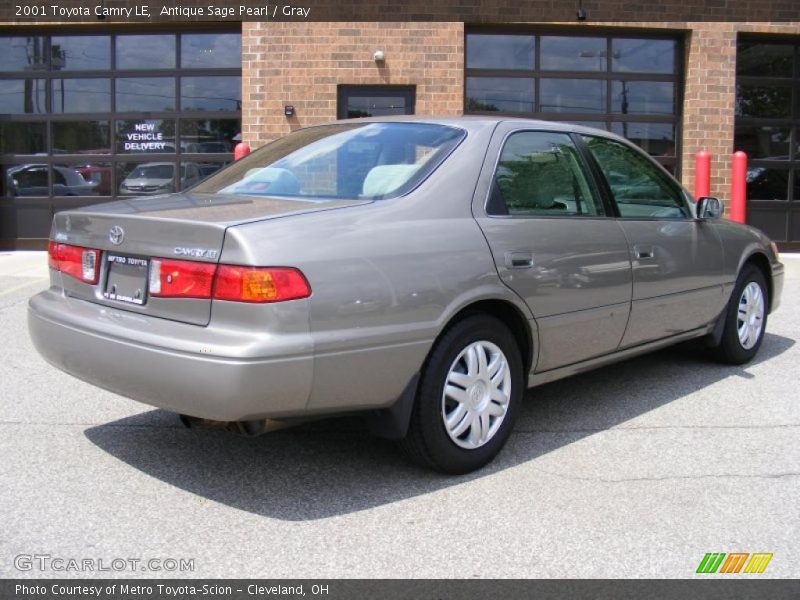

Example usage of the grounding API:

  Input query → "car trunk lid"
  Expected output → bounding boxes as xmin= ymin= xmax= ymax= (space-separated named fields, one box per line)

xmin=50 ymin=192 xmax=370 ymax=325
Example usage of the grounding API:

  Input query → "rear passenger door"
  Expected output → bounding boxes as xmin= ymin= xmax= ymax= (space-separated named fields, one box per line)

xmin=473 ymin=126 xmax=632 ymax=372
xmin=580 ymin=134 xmax=724 ymax=347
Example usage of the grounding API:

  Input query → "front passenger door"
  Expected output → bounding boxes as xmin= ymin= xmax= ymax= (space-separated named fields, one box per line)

xmin=474 ymin=128 xmax=632 ymax=372
xmin=581 ymin=135 xmax=725 ymax=347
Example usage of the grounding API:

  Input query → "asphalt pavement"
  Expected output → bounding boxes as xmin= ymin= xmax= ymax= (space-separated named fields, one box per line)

xmin=1 ymin=251 xmax=798 ymax=578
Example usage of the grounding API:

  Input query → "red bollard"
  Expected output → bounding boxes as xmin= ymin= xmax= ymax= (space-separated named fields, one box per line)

xmin=694 ymin=150 xmax=711 ymax=199
xmin=234 ymin=142 xmax=251 ymax=161
xmin=730 ymin=151 xmax=747 ymax=224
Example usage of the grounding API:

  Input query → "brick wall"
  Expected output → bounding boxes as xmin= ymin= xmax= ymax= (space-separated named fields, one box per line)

xmin=241 ymin=22 xmax=463 ymax=145
xmin=241 ymin=20 xmax=800 ymax=206
xmin=681 ymin=23 xmax=800 ymax=200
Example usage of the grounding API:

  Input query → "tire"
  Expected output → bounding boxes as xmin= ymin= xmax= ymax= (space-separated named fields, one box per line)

xmin=399 ymin=314 xmax=524 ymax=474
xmin=710 ymin=264 xmax=769 ymax=365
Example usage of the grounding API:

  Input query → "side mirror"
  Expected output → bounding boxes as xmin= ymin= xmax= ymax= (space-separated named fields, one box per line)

xmin=696 ymin=196 xmax=723 ymax=220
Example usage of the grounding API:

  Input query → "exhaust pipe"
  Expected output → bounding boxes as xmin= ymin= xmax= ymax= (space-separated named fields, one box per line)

xmin=178 ymin=415 xmax=306 ymax=437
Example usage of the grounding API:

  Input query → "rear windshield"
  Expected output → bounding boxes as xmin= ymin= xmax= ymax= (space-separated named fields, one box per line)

xmin=192 ymin=122 xmax=465 ymax=200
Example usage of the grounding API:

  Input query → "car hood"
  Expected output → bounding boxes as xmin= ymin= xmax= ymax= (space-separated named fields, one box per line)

xmin=122 ymin=177 xmax=172 ymax=187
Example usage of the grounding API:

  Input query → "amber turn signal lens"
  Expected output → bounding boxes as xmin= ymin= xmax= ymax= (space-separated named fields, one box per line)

xmin=213 ymin=266 xmax=311 ymax=303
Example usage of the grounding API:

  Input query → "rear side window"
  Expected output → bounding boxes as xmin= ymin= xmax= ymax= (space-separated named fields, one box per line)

xmin=582 ymin=135 xmax=688 ymax=218
xmin=488 ymin=131 xmax=602 ymax=217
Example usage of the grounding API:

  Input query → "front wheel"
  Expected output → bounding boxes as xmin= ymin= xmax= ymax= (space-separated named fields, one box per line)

xmin=710 ymin=264 xmax=768 ymax=365
xmin=399 ymin=314 xmax=524 ymax=474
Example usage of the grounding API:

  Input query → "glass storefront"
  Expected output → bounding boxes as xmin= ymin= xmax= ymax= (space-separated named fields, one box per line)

xmin=465 ymin=30 xmax=682 ymax=173
xmin=0 ymin=28 xmax=241 ymax=246
xmin=735 ymin=38 xmax=800 ymax=249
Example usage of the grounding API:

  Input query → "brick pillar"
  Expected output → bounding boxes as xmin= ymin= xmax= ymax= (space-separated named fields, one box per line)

xmin=241 ymin=22 xmax=464 ymax=149
xmin=681 ymin=24 xmax=738 ymax=204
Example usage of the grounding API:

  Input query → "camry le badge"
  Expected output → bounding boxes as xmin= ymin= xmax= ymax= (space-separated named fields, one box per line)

xmin=174 ymin=247 xmax=219 ymax=259
xmin=109 ymin=226 xmax=125 ymax=245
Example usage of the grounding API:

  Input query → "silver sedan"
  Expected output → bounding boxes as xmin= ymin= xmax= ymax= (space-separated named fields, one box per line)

xmin=28 ymin=117 xmax=784 ymax=473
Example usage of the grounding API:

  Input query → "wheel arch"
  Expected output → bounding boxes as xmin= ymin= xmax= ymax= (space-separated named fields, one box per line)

xmin=440 ymin=298 xmax=535 ymax=376
xmin=741 ymin=251 xmax=774 ymax=313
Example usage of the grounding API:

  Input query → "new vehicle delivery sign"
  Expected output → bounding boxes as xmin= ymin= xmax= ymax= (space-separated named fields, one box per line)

xmin=120 ymin=121 xmax=171 ymax=152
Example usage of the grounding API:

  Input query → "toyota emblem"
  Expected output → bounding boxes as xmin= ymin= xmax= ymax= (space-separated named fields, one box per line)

xmin=109 ymin=226 xmax=125 ymax=245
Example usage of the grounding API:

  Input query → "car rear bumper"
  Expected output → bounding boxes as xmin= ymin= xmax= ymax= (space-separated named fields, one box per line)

xmin=28 ymin=289 xmax=314 ymax=421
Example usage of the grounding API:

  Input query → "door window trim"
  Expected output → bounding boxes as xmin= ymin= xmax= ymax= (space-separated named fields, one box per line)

xmin=483 ymin=127 xmax=613 ymax=220
xmin=575 ymin=132 xmax=693 ymax=221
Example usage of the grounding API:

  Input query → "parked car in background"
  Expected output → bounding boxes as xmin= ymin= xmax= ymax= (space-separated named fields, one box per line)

xmin=7 ymin=164 xmax=96 ymax=197
xmin=119 ymin=162 xmax=201 ymax=196
xmin=74 ymin=165 xmax=112 ymax=196
xmin=29 ymin=117 xmax=784 ymax=473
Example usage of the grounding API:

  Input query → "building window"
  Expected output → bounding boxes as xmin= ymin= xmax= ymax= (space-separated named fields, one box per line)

xmin=0 ymin=28 xmax=242 ymax=247
xmin=465 ymin=30 xmax=682 ymax=173
xmin=735 ymin=37 xmax=800 ymax=249
xmin=337 ymin=85 xmax=416 ymax=119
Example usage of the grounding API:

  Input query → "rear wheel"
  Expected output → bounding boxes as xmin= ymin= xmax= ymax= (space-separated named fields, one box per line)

xmin=710 ymin=264 xmax=768 ymax=365
xmin=399 ymin=314 xmax=523 ymax=474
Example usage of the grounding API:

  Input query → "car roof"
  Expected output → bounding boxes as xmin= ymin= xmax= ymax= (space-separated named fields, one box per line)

xmin=322 ymin=114 xmax=629 ymax=142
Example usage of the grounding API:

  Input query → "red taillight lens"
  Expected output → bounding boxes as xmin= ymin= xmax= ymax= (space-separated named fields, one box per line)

xmin=149 ymin=258 xmax=216 ymax=299
xmin=48 ymin=241 xmax=100 ymax=284
xmin=213 ymin=266 xmax=311 ymax=303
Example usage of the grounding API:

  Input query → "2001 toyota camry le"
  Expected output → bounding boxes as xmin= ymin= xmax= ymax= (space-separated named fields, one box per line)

xmin=29 ymin=117 xmax=784 ymax=474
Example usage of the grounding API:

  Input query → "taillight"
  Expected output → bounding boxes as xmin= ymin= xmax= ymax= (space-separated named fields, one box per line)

xmin=149 ymin=258 xmax=216 ymax=299
xmin=48 ymin=241 xmax=100 ymax=284
xmin=213 ymin=266 xmax=311 ymax=303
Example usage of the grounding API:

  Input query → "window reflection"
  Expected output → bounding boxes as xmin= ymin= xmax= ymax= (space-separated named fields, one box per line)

xmin=116 ymin=35 xmax=176 ymax=69
xmin=610 ymin=122 xmax=675 ymax=157
xmin=612 ymin=39 xmax=676 ymax=74
xmin=5 ymin=164 xmax=97 ymax=197
xmin=466 ymin=77 xmax=534 ymax=112
xmin=612 ymin=81 xmax=674 ymax=115
xmin=0 ymin=36 xmax=47 ymax=71
xmin=180 ymin=119 xmax=239 ymax=152
xmin=735 ymin=84 xmax=792 ymax=118
xmin=118 ymin=161 xmax=196 ymax=196
xmin=62 ymin=161 xmax=112 ymax=195
xmin=737 ymin=43 xmax=794 ymax=78
xmin=540 ymin=37 xmax=606 ymax=71
xmin=181 ymin=33 xmax=241 ymax=68
xmin=52 ymin=121 xmax=111 ymax=154
xmin=6 ymin=164 xmax=50 ymax=196
xmin=734 ymin=125 xmax=791 ymax=160
xmin=466 ymin=34 xmax=534 ymax=70
xmin=116 ymin=78 xmax=176 ymax=112
xmin=51 ymin=36 xmax=110 ymax=71
xmin=52 ymin=164 xmax=100 ymax=196
xmin=746 ymin=167 xmax=790 ymax=201
xmin=540 ymin=78 xmax=605 ymax=113
xmin=0 ymin=79 xmax=47 ymax=114
xmin=51 ymin=78 xmax=111 ymax=113
xmin=0 ymin=122 xmax=47 ymax=154
xmin=181 ymin=76 xmax=241 ymax=111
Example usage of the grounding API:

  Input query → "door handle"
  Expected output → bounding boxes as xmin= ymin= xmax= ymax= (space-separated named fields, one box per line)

xmin=633 ymin=245 xmax=655 ymax=260
xmin=505 ymin=251 xmax=534 ymax=269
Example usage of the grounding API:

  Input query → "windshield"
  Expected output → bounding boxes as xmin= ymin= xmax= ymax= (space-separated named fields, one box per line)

xmin=193 ymin=122 xmax=465 ymax=200
xmin=129 ymin=165 xmax=173 ymax=180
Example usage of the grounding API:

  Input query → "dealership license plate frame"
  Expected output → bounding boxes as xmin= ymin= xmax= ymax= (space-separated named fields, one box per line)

xmin=103 ymin=254 xmax=150 ymax=305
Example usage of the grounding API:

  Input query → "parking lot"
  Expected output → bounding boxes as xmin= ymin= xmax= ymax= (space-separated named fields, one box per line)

xmin=1 ymin=251 xmax=798 ymax=578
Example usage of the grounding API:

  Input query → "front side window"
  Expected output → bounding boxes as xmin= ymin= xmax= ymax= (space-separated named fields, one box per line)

xmin=195 ymin=123 xmax=465 ymax=200
xmin=583 ymin=135 xmax=687 ymax=218
xmin=489 ymin=131 xmax=602 ymax=217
